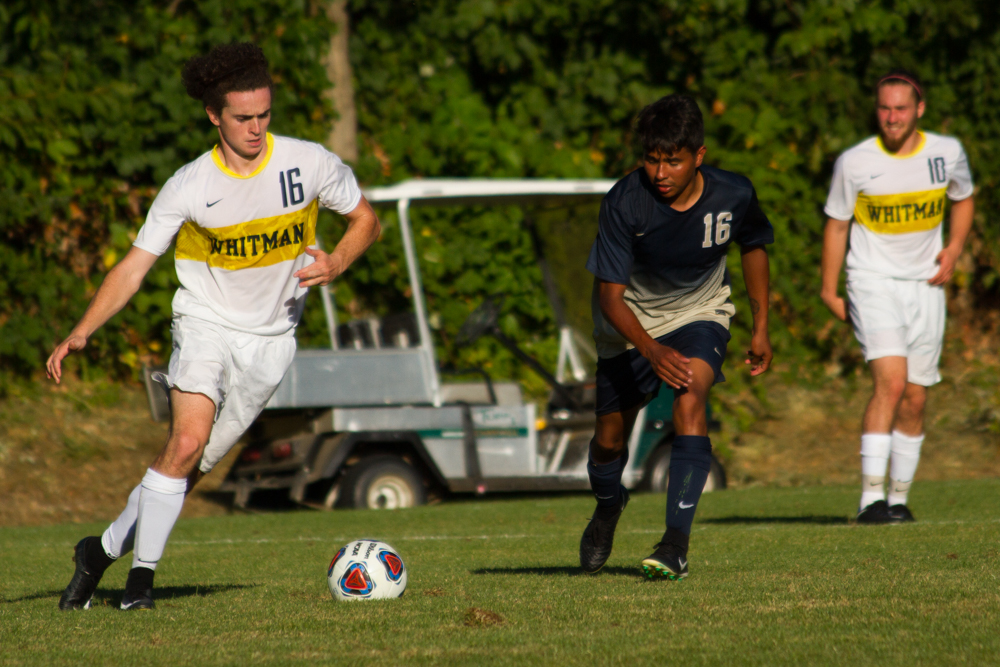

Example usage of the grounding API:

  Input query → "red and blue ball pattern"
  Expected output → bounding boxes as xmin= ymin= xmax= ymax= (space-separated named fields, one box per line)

xmin=327 ymin=539 xmax=408 ymax=601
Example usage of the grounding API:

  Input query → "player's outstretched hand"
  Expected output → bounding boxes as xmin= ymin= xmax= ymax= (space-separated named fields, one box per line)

xmin=745 ymin=331 xmax=772 ymax=376
xmin=294 ymin=246 xmax=345 ymax=287
xmin=645 ymin=343 xmax=693 ymax=389
xmin=929 ymin=246 xmax=960 ymax=286
xmin=46 ymin=333 xmax=87 ymax=384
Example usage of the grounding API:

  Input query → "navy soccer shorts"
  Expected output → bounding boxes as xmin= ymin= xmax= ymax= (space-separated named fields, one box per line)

xmin=594 ymin=320 xmax=731 ymax=416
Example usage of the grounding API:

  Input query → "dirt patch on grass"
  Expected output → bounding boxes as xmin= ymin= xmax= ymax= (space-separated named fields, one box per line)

xmin=464 ymin=607 xmax=505 ymax=627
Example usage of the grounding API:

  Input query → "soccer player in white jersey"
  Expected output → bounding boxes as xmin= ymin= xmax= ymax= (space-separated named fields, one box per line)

xmin=822 ymin=70 xmax=974 ymax=524
xmin=46 ymin=43 xmax=380 ymax=610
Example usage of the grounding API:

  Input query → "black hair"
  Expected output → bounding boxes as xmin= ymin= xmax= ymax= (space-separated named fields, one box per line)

xmin=876 ymin=68 xmax=923 ymax=102
xmin=182 ymin=43 xmax=273 ymax=113
xmin=635 ymin=94 xmax=704 ymax=156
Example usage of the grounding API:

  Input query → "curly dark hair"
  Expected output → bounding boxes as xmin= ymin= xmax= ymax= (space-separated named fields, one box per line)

xmin=635 ymin=94 xmax=704 ymax=157
xmin=182 ymin=42 xmax=273 ymax=113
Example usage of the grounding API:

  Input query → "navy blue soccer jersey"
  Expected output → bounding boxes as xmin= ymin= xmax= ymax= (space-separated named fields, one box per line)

xmin=586 ymin=165 xmax=774 ymax=358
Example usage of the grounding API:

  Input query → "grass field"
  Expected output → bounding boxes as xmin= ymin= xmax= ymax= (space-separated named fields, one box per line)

xmin=2 ymin=480 xmax=999 ymax=666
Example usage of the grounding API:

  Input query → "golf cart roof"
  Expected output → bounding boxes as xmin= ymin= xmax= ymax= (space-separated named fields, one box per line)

xmin=364 ymin=178 xmax=616 ymax=208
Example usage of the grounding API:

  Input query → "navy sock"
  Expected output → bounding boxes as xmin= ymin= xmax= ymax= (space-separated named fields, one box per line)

xmin=665 ymin=435 xmax=712 ymax=536
xmin=587 ymin=442 xmax=629 ymax=512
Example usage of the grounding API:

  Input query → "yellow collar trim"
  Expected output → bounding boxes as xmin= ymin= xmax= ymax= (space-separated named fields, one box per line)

xmin=211 ymin=133 xmax=274 ymax=179
xmin=876 ymin=131 xmax=925 ymax=159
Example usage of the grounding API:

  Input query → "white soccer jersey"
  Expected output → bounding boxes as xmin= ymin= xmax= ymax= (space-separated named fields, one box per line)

xmin=134 ymin=133 xmax=362 ymax=335
xmin=824 ymin=131 xmax=973 ymax=281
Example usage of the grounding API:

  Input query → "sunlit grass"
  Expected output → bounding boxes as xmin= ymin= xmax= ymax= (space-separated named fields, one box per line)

xmin=2 ymin=479 xmax=999 ymax=665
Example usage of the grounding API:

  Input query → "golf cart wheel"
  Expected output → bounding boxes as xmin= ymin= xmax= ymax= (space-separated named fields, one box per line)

xmin=645 ymin=443 xmax=727 ymax=493
xmin=341 ymin=456 xmax=427 ymax=510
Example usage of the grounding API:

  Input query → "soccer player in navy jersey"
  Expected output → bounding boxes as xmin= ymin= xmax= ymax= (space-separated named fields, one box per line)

xmin=580 ymin=94 xmax=774 ymax=579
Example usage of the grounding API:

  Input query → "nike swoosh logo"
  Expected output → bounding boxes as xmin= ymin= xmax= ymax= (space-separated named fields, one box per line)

xmin=870 ymin=174 xmax=884 ymax=180
xmin=714 ymin=347 xmax=721 ymax=356
xmin=678 ymin=501 xmax=694 ymax=509
xmin=869 ymin=481 xmax=882 ymax=486
xmin=206 ymin=199 xmax=223 ymax=207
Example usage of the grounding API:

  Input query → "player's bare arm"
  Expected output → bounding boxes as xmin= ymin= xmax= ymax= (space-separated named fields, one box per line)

xmin=597 ymin=280 xmax=693 ymax=389
xmin=45 ymin=247 xmax=159 ymax=383
xmin=294 ymin=197 xmax=381 ymax=288
xmin=929 ymin=196 xmax=974 ymax=286
xmin=820 ymin=216 xmax=851 ymax=321
xmin=740 ymin=244 xmax=772 ymax=375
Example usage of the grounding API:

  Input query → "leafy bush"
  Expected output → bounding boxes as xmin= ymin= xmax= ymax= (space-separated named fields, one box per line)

xmin=2 ymin=0 xmax=998 ymax=393
xmin=0 ymin=0 xmax=333 ymax=377
xmin=344 ymin=0 xmax=1000 ymax=388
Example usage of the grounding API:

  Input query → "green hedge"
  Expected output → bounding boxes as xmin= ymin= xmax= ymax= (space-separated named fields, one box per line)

xmin=2 ymin=0 xmax=998 ymax=392
xmin=343 ymin=0 xmax=1000 ymax=391
xmin=0 ymin=0 xmax=333 ymax=377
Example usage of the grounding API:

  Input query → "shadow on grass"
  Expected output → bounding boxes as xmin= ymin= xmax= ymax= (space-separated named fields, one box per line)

xmin=5 ymin=583 xmax=255 ymax=605
xmin=701 ymin=515 xmax=849 ymax=525
xmin=471 ymin=566 xmax=643 ymax=578
xmin=95 ymin=583 xmax=255 ymax=604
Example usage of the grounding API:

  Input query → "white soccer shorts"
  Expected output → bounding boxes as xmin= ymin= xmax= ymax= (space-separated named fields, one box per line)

xmin=846 ymin=276 xmax=946 ymax=386
xmin=161 ymin=315 xmax=297 ymax=473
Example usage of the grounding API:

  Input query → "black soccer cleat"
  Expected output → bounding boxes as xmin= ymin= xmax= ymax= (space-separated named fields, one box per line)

xmin=121 ymin=566 xmax=156 ymax=611
xmin=120 ymin=589 xmax=155 ymax=611
xmin=856 ymin=499 xmax=894 ymax=524
xmin=641 ymin=541 xmax=689 ymax=581
xmin=58 ymin=537 xmax=107 ymax=611
xmin=887 ymin=503 xmax=915 ymax=522
xmin=579 ymin=486 xmax=630 ymax=573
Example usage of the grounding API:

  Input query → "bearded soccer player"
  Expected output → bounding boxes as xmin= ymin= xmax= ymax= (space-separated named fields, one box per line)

xmin=822 ymin=70 xmax=974 ymax=524
xmin=580 ymin=94 xmax=773 ymax=579
xmin=47 ymin=43 xmax=380 ymax=610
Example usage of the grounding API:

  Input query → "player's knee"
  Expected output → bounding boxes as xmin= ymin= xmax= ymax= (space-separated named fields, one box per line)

xmin=902 ymin=396 xmax=926 ymax=417
xmin=876 ymin=376 xmax=907 ymax=402
xmin=169 ymin=431 xmax=208 ymax=465
xmin=900 ymin=389 xmax=927 ymax=418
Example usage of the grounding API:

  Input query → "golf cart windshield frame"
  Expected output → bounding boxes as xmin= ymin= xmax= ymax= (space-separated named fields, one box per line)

xmin=360 ymin=179 xmax=614 ymax=406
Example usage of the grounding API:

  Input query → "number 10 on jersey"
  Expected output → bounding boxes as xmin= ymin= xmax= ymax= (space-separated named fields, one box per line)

xmin=702 ymin=212 xmax=732 ymax=248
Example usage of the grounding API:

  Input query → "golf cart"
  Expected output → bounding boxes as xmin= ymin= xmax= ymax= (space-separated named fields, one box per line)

xmin=144 ymin=179 xmax=727 ymax=509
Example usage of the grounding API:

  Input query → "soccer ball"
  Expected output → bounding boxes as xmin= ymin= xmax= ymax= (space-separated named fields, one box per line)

xmin=327 ymin=539 xmax=407 ymax=601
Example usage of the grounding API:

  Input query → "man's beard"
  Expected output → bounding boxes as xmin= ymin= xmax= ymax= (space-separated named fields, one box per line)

xmin=881 ymin=121 xmax=917 ymax=151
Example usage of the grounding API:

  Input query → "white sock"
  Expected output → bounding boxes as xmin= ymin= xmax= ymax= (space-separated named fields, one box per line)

xmin=860 ymin=433 xmax=892 ymax=510
xmin=101 ymin=483 xmax=141 ymax=559
xmin=132 ymin=469 xmax=187 ymax=571
xmin=887 ymin=431 xmax=924 ymax=507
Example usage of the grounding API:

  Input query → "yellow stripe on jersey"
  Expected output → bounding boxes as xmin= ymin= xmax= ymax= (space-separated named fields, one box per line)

xmin=175 ymin=199 xmax=318 ymax=270
xmin=854 ymin=188 xmax=947 ymax=234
